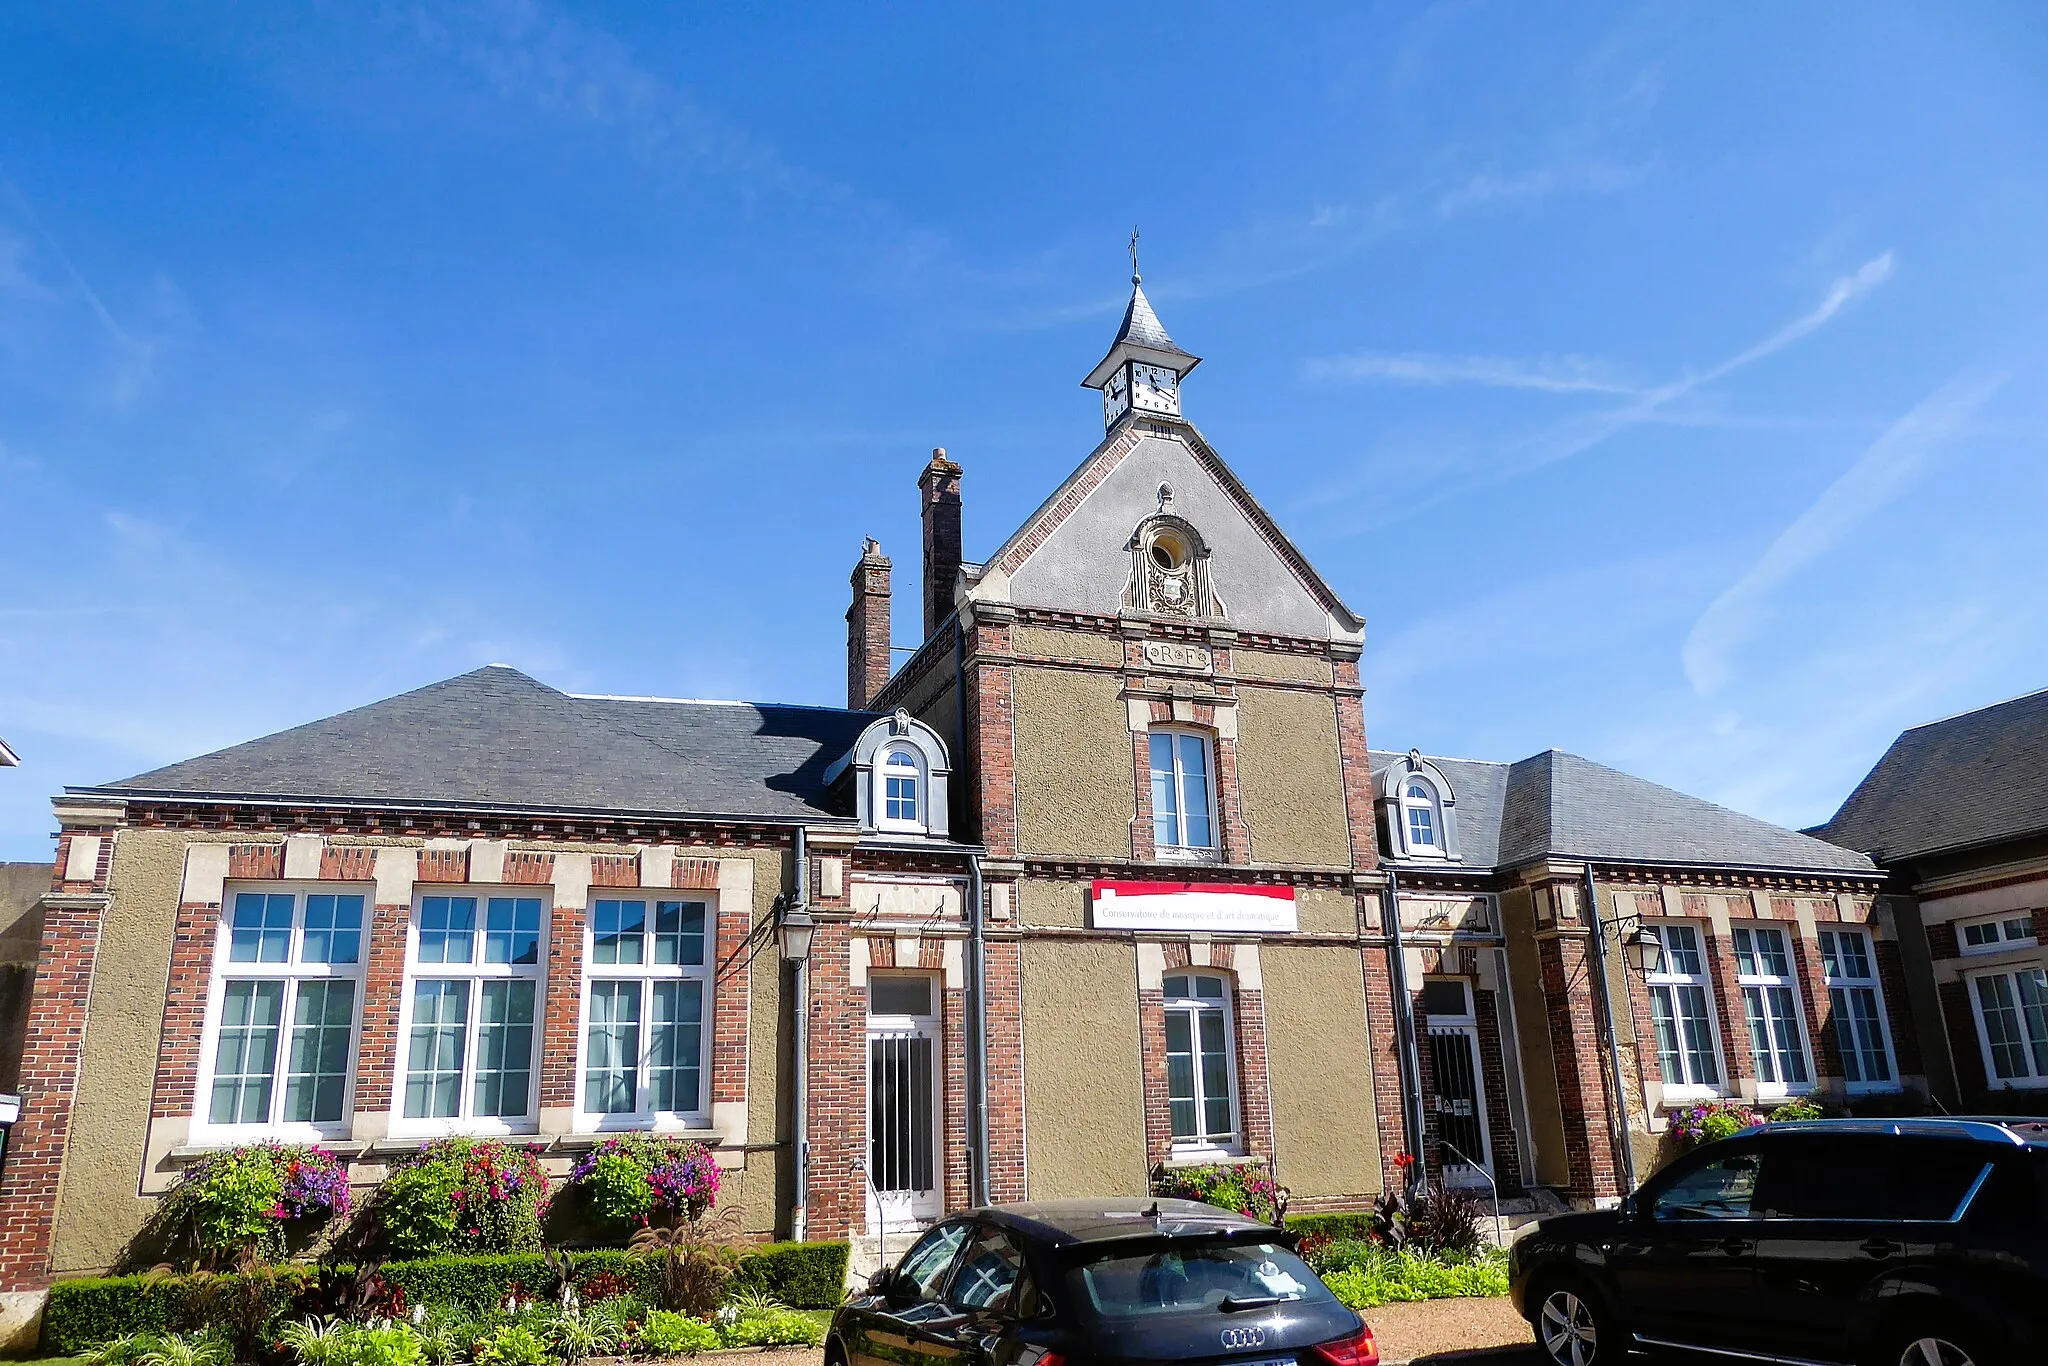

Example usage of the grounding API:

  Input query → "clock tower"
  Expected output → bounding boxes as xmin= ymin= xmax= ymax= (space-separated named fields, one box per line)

xmin=1082 ymin=268 xmax=1201 ymax=430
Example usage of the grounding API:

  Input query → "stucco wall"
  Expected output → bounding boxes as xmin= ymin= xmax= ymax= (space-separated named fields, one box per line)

xmin=1234 ymin=686 xmax=1350 ymax=867
xmin=1012 ymin=667 xmax=1136 ymax=861
xmin=1261 ymin=945 xmax=1381 ymax=1197
xmin=1295 ymin=888 xmax=1357 ymax=937
xmin=1019 ymin=878 xmax=1090 ymax=930
xmin=1013 ymin=627 xmax=1123 ymax=666
xmin=1019 ymin=938 xmax=1146 ymax=1198
xmin=51 ymin=829 xmax=190 ymax=1273
xmin=1498 ymin=887 xmax=1569 ymax=1188
xmin=1233 ymin=651 xmax=1334 ymax=688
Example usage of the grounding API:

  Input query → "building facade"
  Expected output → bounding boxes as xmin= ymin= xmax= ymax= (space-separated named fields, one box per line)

xmin=0 ymin=278 xmax=1943 ymax=1307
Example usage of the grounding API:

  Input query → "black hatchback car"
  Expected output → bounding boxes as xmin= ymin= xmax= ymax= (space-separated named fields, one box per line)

xmin=1509 ymin=1118 xmax=2048 ymax=1366
xmin=828 ymin=1199 xmax=1378 ymax=1366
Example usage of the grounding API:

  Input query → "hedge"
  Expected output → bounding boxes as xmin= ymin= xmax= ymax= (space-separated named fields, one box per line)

xmin=44 ymin=1241 xmax=850 ymax=1353
xmin=1283 ymin=1212 xmax=1377 ymax=1242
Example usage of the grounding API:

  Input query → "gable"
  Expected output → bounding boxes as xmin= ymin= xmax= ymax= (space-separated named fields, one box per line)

xmin=978 ymin=425 xmax=1358 ymax=640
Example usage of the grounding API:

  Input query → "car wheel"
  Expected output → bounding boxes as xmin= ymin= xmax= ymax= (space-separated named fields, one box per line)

xmin=1532 ymin=1283 xmax=1610 ymax=1366
xmin=1881 ymin=1328 xmax=1984 ymax=1366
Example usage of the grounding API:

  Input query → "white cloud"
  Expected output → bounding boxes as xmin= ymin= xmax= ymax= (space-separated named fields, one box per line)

xmin=1682 ymin=369 xmax=2009 ymax=696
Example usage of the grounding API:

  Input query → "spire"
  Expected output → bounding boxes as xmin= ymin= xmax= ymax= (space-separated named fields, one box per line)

xmin=1083 ymin=241 xmax=1201 ymax=427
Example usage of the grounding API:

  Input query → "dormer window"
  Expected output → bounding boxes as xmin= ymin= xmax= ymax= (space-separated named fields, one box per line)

xmin=1404 ymin=781 xmax=1440 ymax=850
xmin=879 ymin=747 xmax=924 ymax=830
xmin=1380 ymin=751 xmax=1461 ymax=860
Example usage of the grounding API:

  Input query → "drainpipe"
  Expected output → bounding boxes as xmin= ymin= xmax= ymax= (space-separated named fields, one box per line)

xmin=968 ymin=852 xmax=990 ymax=1207
xmin=1582 ymin=863 xmax=1638 ymax=1196
xmin=1381 ymin=866 xmax=1427 ymax=1193
xmin=791 ymin=826 xmax=811 ymax=1242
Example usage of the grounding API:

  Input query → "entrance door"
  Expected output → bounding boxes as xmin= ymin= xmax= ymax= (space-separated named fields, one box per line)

xmin=1422 ymin=979 xmax=1492 ymax=1184
xmin=867 ymin=972 xmax=942 ymax=1236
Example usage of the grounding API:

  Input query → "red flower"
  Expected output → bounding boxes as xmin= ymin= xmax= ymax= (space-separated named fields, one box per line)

xmin=1394 ymin=1152 xmax=1416 ymax=1170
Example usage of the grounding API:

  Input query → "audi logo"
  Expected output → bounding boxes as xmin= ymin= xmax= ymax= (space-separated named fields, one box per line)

xmin=1219 ymin=1326 xmax=1268 ymax=1351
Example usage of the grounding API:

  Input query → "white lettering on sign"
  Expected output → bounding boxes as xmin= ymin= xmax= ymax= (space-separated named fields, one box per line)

xmin=1142 ymin=640 xmax=1213 ymax=672
xmin=1091 ymin=880 xmax=1297 ymax=933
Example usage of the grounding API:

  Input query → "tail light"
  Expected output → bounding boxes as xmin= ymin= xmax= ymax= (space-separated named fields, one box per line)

xmin=1033 ymin=1353 xmax=1066 ymax=1366
xmin=1304 ymin=1320 xmax=1378 ymax=1366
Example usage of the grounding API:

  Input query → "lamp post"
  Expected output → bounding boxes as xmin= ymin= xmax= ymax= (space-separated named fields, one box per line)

xmin=779 ymin=899 xmax=816 ymax=1240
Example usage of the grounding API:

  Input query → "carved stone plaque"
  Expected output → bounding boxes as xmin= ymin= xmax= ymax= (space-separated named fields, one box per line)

xmin=1142 ymin=640 xmax=1213 ymax=673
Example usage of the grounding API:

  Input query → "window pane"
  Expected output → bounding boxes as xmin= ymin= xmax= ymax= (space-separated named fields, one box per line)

xmin=1195 ymin=976 xmax=1224 ymax=999
xmin=1198 ymin=1011 xmax=1231 ymax=1137
xmin=1150 ymin=733 xmax=1179 ymax=846
xmin=302 ymin=894 xmax=363 ymax=965
xmin=1744 ymin=986 xmax=1777 ymax=1082
xmin=1163 ymin=974 xmax=1189 ymax=999
xmin=592 ymin=900 xmax=645 ymax=966
xmin=883 ymin=752 xmax=921 ymax=824
xmin=1421 ymin=979 xmax=1468 ymax=1018
xmin=654 ymin=901 xmax=707 ymax=967
xmin=1650 ymin=985 xmax=1686 ymax=1083
xmin=2019 ymin=969 xmax=2048 ymax=1077
xmin=870 ymin=975 xmax=934 ymax=1017
xmin=230 ymin=893 xmax=295 ymax=963
xmin=1818 ymin=930 xmax=1840 ymax=979
xmin=209 ymin=980 xmax=284 ymax=1124
xmin=1734 ymin=927 xmax=1757 ymax=977
xmin=585 ymin=981 xmax=642 ymax=1113
xmin=417 ymin=897 xmax=477 ymax=965
xmin=649 ymin=980 xmax=704 ymax=1113
xmin=1408 ymin=805 xmax=1435 ymax=847
xmin=1839 ymin=931 xmax=1873 ymax=980
xmin=1758 ymin=1137 xmax=1989 ymax=1221
xmin=403 ymin=980 xmax=470 ymax=1119
xmin=1766 ymin=986 xmax=1807 ymax=1083
xmin=1678 ymin=984 xmax=1720 ymax=1087
xmin=1755 ymin=928 xmax=1791 ymax=978
xmin=1652 ymin=1153 xmax=1760 ymax=1221
xmin=1164 ymin=1010 xmax=1196 ymax=1139
xmin=1178 ymin=734 xmax=1213 ymax=848
xmin=1965 ymin=922 xmax=2000 ymax=948
xmin=484 ymin=897 xmax=542 ymax=966
xmin=1977 ymin=974 xmax=2030 ymax=1079
xmin=282 ymin=980 xmax=355 ymax=1124
xmin=472 ymin=980 xmax=536 ymax=1118
xmin=1665 ymin=925 xmax=1703 ymax=977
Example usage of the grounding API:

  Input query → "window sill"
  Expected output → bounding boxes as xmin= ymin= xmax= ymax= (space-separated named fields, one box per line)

xmin=1162 ymin=1146 xmax=1252 ymax=1167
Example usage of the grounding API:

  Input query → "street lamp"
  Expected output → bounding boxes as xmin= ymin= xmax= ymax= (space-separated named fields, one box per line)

xmin=778 ymin=904 xmax=816 ymax=963
xmin=1622 ymin=922 xmax=1665 ymax=977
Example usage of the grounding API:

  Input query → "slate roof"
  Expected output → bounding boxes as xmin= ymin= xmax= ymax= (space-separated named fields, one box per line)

xmin=1371 ymin=747 xmax=1877 ymax=876
xmin=1816 ymin=687 xmax=2048 ymax=861
xmin=84 ymin=665 xmax=875 ymax=823
xmin=1114 ymin=280 xmax=1194 ymax=360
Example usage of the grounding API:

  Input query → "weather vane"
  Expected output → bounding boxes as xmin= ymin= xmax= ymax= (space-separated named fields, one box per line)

xmin=1129 ymin=225 xmax=1141 ymax=284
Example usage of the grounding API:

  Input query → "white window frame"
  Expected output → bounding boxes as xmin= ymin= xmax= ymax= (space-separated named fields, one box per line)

xmin=1149 ymin=727 xmax=1218 ymax=858
xmin=1818 ymin=927 xmax=1898 ymax=1093
xmin=1732 ymin=923 xmax=1814 ymax=1098
xmin=192 ymin=882 xmax=367 ymax=1144
xmin=876 ymin=745 xmax=927 ymax=834
xmin=1161 ymin=970 xmax=1241 ymax=1156
xmin=391 ymin=888 xmax=548 ymax=1137
xmin=1643 ymin=921 xmax=1726 ymax=1098
xmin=1399 ymin=777 xmax=1446 ymax=857
xmin=1958 ymin=912 xmax=2039 ymax=957
xmin=1966 ymin=962 xmax=2048 ymax=1089
xmin=575 ymin=893 xmax=717 ymax=1131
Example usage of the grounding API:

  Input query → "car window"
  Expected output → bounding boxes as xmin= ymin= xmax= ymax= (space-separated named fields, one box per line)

xmin=1651 ymin=1152 xmax=1761 ymax=1221
xmin=949 ymin=1226 xmax=1028 ymax=1313
xmin=1072 ymin=1240 xmax=1334 ymax=1320
xmin=896 ymin=1223 xmax=971 ymax=1301
xmin=1754 ymin=1137 xmax=1991 ymax=1221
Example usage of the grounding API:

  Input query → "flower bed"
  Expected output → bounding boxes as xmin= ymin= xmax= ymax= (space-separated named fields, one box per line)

xmin=1303 ymin=1240 xmax=1509 ymax=1310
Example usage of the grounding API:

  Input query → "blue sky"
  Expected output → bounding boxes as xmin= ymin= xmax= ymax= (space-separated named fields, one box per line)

xmin=3 ymin=3 xmax=2045 ymax=860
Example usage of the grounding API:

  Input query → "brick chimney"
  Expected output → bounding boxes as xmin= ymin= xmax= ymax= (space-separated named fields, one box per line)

xmin=919 ymin=448 xmax=963 ymax=640
xmin=846 ymin=538 xmax=893 ymax=709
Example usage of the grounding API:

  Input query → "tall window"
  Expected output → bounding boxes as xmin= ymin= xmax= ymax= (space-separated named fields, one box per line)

xmin=1971 ymin=966 xmax=2048 ymax=1086
xmin=1733 ymin=925 xmax=1811 ymax=1092
xmin=1162 ymin=972 xmax=1238 ymax=1149
xmin=1401 ymin=779 xmax=1441 ymax=852
xmin=203 ymin=888 xmax=365 ymax=1134
xmin=398 ymin=894 xmax=544 ymax=1129
xmin=878 ymin=747 xmax=924 ymax=832
xmin=1819 ymin=928 xmax=1894 ymax=1089
xmin=581 ymin=896 xmax=713 ymax=1122
xmin=1150 ymin=729 xmax=1215 ymax=854
xmin=1644 ymin=924 xmax=1721 ymax=1092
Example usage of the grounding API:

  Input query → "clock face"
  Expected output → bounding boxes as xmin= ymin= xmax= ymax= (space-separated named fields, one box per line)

xmin=1103 ymin=368 xmax=1131 ymax=423
xmin=1132 ymin=363 xmax=1179 ymax=413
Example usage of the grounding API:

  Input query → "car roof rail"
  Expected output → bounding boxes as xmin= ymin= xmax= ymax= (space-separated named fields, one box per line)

xmin=1736 ymin=1117 xmax=2031 ymax=1146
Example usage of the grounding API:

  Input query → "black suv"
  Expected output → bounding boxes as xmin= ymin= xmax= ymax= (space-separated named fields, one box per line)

xmin=1509 ymin=1119 xmax=2048 ymax=1366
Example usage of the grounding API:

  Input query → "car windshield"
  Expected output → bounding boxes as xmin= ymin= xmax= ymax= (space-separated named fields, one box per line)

xmin=1073 ymin=1240 xmax=1335 ymax=1319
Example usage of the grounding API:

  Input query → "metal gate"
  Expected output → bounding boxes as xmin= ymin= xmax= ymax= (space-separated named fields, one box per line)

xmin=867 ymin=1031 xmax=935 ymax=1197
xmin=1428 ymin=1025 xmax=1492 ymax=1182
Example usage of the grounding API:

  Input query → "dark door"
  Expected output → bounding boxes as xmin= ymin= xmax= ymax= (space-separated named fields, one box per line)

xmin=1750 ymin=1135 xmax=1996 ymax=1360
xmin=1606 ymin=1147 xmax=1765 ymax=1350
xmin=850 ymin=1221 xmax=972 ymax=1366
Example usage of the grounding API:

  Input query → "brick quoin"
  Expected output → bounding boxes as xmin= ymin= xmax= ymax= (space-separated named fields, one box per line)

xmin=1536 ymin=921 xmax=1622 ymax=1202
xmin=980 ymin=936 xmax=1027 ymax=1203
xmin=352 ymin=902 xmax=412 ymax=1112
xmin=150 ymin=901 xmax=218 ymax=1120
xmin=1359 ymin=935 xmax=1410 ymax=1190
xmin=803 ymin=920 xmax=865 ymax=1238
xmin=540 ymin=896 xmax=584 ymax=1111
xmin=0 ymin=892 xmax=109 ymax=1290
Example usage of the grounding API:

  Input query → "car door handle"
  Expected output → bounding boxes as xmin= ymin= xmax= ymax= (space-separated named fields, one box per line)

xmin=1860 ymin=1238 xmax=1900 ymax=1258
xmin=1720 ymin=1237 xmax=1754 ymax=1255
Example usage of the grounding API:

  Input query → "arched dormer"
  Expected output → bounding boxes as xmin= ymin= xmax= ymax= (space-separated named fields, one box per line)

xmin=1378 ymin=749 xmax=1461 ymax=860
xmin=827 ymin=709 xmax=953 ymax=839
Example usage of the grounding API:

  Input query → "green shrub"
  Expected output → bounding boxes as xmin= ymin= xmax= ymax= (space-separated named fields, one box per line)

xmin=567 ymin=1137 xmax=722 ymax=1232
xmin=140 ymin=1146 xmax=352 ymax=1270
xmin=1313 ymin=1246 xmax=1509 ymax=1310
xmin=719 ymin=1309 xmax=823 ymax=1348
xmin=472 ymin=1323 xmax=551 ymax=1366
xmin=282 ymin=1322 xmax=428 ymax=1366
xmin=378 ymin=1253 xmax=550 ymax=1312
xmin=45 ymin=1268 xmax=314 ymax=1356
xmin=727 ymin=1240 xmax=848 ymax=1308
xmin=376 ymin=1140 xmax=550 ymax=1258
xmin=1767 ymin=1097 xmax=1825 ymax=1123
xmin=637 ymin=1311 xmax=719 ymax=1356
xmin=1283 ymin=1212 xmax=1377 ymax=1243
